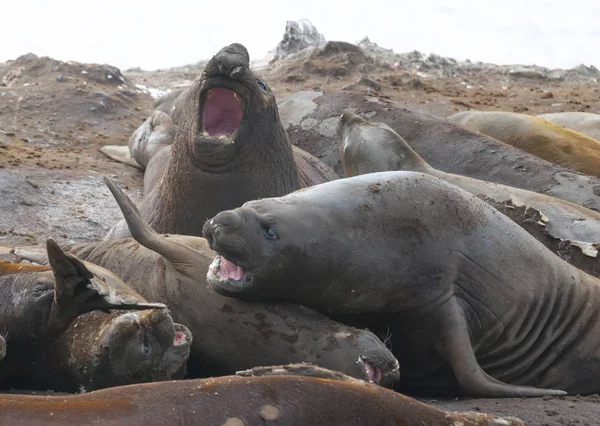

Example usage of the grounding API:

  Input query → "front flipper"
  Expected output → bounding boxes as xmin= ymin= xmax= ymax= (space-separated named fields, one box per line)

xmin=46 ymin=238 xmax=165 ymax=323
xmin=100 ymin=145 xmax=143 ymax=170
xmin=439 ymin=296 xmax=567 ymax=397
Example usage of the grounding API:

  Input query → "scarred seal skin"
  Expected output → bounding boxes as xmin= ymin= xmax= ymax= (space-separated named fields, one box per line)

xmin=105 ymin=43 xmax=336 ymax=239
xmin=16 ymin=177 xmax=400 ymax=387
xmin=0 ymin=364 xmax=525 ymax=426
xmin=1 ymin=239 xmax=191 ymax=392
xmin=277 ymin=91 xmax=600 ymax=211
xmin=447 ymin=110 xmax=600 ymax=177
xmin=337 ymin=112 xmax=600 ymax=277
xmin=204 ymin=170 xmax=600 ymax=397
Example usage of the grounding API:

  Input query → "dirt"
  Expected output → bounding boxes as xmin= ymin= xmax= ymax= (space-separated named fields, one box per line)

xmin=1 ymin=46 xmax=600 ymax=424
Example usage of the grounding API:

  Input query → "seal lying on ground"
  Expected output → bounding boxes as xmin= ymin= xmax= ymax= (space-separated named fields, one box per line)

xmin=277 ymin=91 xmax=600 ymax=211
xmin=15 ymin=177 xmax=400 ymax=386
xmin=104 ymin=43 xmax=337 ymax=239
xmin=338 ymin=112 xmax=600 ymax=276
xmin=0 ymin=363 xmax=525 ymax=426
xmin=447 ymin=110 xmax=600 ymax=177
xmin=1 ymin=239 xmax=191 ymax=392
xmin=204 ymin=171 xmax=600 ymax=397
xmin=537 ymin=111 xmax=600 ymax=142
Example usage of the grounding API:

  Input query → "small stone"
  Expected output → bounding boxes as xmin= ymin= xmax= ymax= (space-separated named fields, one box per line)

xmin=56 ymin=74 xmax=65 ymax=82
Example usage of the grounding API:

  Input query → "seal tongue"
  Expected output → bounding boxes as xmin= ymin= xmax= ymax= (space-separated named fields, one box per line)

xmin=218 ymin=257 xmax=247 ymax=281
xmin=203 ymin=88 xmax=243 ymax=137
xmin=174 ymin=330 xmax=187 ymax=345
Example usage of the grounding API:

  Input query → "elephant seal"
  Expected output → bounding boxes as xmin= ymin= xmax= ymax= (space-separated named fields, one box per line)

xmin=277 ymin=91 xmax=600 ymax=211
xmin=104 ymin=43 xmax=337 ymax=239
xmin=538 ymin=111 xmax=600 ymax=142
xmin=1 ymin=239 xmax=191 ymax=391
xmin=204 ymin=171 xmax=600 ymax=397
xmin=338 ymin=112 xmax=600 ymax=276
xmin=447 ymin=110 xmax=600 ymax=177
xmin=15 ymin=177 xmax=400 ymax=386
xmin=0 ymin=364 xmax=524 ymax=426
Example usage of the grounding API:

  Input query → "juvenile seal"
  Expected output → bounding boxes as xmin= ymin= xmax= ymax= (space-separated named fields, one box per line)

xmin=338 ymin=112 xmax=600 ymax=276
xmin=447 ymin=110 xmax=600 ymax=177
xmin=0 ymin=364 xmax=524 ymax=426
xmin=16 ymin=177 xmax=400 ymax=385
xmin=538 ymin=111 xmax=600 ymax=142
xmin=204 ymin=171 xmax=600 ymax=397
xmin=277 ymin=91 xmax=600 ymax=211
xmin=0 ymin=239 xmax=191 ymax=391
xmin=104 ymin=43 xmax=336 ymax=239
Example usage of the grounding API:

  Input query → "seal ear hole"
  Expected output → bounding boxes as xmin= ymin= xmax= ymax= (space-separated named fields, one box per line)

xmin=257 ymin=80 xmax=269 ymax=93
xmin=264 ymin=227 xmax=278 ymax=240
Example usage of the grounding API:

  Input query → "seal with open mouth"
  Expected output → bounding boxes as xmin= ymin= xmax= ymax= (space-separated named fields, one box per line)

xmin=204 ymin=170 xmax=600 ymax=397
xmin=0 ymin=239 xmax=191 ymax=391
xmin=105 ymin=43 xmax=337 ymax=240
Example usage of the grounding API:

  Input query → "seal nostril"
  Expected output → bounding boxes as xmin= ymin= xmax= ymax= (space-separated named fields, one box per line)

xmin=229 ymin=66 xmax=244 ymax=78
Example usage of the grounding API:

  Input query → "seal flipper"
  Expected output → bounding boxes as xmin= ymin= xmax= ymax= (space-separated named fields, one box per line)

xmin=439 ymin=296 xmax=567 ymax=397
xmin=46 ymin=239 xmax=165 ymax=324
xmin=100 ymin=145 xmax=144 ymax=170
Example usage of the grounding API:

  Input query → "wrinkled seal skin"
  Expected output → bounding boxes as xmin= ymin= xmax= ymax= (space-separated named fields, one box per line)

xmin=278 ymin=91 xmax=600 ymax=211
xmin=338 ymin=112 xmax=600 ymax=277
xmin=0 ymin=239 xmax=191 ymax=392
xmin=106 ymin=43 xmax=337 ymax=239
xmin=205 ymin=171 xmax=600 ymax=397
xmin=25 ymin=177 xmax=399 ymax=386
xmin=0 ymin=364 xmax=525 ymax=426
xmin=447 ymin=110 xmax=600 ymax=177
xmin=538 ymin=111 xmax=600 ymax=142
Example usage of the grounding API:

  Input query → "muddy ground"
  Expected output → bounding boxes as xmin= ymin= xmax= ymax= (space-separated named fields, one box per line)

xmin=1 ymin=46 xmax=600 ymax=425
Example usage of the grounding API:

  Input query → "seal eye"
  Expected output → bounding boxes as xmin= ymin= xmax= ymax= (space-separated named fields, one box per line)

xmin=142 ymin=342 xmax=150 ymax=354
xmin=264 ymin=227 xmax=277 ymax=240
xmin=257 ymin=80 xmax=268 ymax=92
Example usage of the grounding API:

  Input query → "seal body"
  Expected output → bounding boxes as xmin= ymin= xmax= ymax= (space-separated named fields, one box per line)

xmin=537 ymin=112 xmax=600 ymax=142
xmin=105 ymin=43 xmax=336 ymax=239
xmin=448 ymin=110 xmax=600 ymax=177
xmin=338 ymin=112 xmax=600 ymax=277
xmin=0 ymin=365 xmax=525 ymax=426
xmin=0 ymin=240 xmax=191 ymax=392
xmin=277 ymin=91 xmax=600 ymax=211
xmin=204 ymin=171 xmax=600 ymax=396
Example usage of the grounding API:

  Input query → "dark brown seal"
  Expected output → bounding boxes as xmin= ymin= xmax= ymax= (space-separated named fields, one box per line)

xmin=338 ymin=112 xmax=600 ymax=277
xmin=278 ymin=91 xmax=600 ymax=211
xmin=204 ymin=171 xmax=600 ymax=397
xmin=0 ymin=239 xmax=191 ymax=392
xmin=16 ymin=177 xmax=400 ymax=386
xmin=0 ymin=364 xmax=525 ymax=426
xmin=105 ymin=43 xmax=336 ymax=239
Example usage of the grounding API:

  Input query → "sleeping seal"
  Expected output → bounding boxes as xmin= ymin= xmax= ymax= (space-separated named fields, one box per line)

xmin=537 ymin=112 xmax=600 ymax=142
xmin=338 ymin=112 xmax=600 ymax=276
xmin=0 ymin=364 xmax=524 ymax=425
xmin=204 ymin=171 xmax=600 ymax=397
xmin=447 ymin=110 xmax=600 ymax=177
xmin=277 ymin=91 xmax=600 ymax=211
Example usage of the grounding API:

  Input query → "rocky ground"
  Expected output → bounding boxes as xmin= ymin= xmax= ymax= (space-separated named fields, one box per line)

xmin=1 ymin=21 xmax=600 ymax=425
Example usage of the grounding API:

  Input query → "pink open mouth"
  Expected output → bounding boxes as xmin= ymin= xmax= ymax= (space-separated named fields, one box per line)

xmin=174 ymin=331 xmax=187 ymax=345
xmin=217 ymin=257 xmax=247 ymax=281
xmin=365 ymin=361 xmax=383 ymax=384
xmin=202 ymin=88 xmax=243 ymax=138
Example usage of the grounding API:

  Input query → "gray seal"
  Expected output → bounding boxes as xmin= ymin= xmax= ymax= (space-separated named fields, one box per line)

xmin=204 ymin=171 xmax=600 ymax=397
xmin=338 ymin=112 xmax=600 ymax=276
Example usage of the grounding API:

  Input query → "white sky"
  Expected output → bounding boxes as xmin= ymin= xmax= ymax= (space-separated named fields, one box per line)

xmin=2 ymin=0 xmax=599 ymax=71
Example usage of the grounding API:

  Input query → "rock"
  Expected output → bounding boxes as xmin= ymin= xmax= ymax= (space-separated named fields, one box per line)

xmin=342 ymin=75 xmax=381 ymax=92
xmin=274 ymin=19 xmax=326 ymax=60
